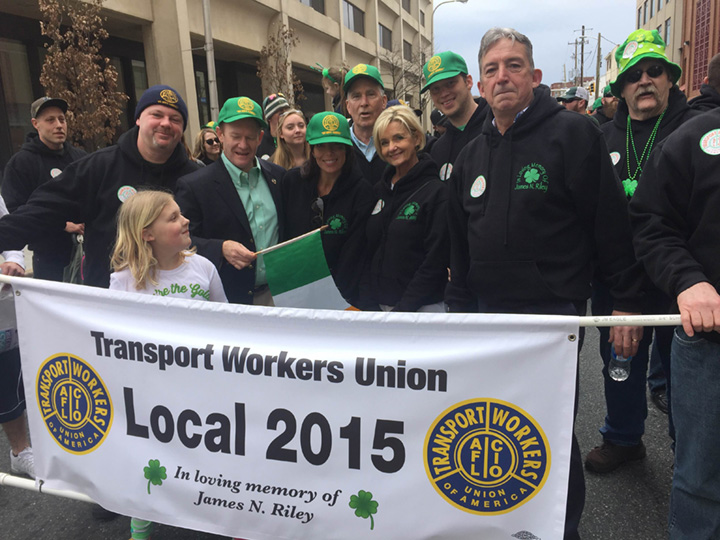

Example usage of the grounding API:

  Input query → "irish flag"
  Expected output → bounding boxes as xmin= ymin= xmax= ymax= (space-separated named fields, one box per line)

xmin=263 ymin=228 xmax=351 ymax=310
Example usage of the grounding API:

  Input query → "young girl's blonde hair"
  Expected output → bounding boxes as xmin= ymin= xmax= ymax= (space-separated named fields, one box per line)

xmin=111 ymin=190 xmax=193 ymax=290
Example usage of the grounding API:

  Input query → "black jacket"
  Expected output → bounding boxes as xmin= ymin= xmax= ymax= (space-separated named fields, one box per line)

xmin=361 ymin=154 xmax=449 ymax=311
xmin=2 ymin=133 xmax=86 ymax=259
xmin=630 ymin=107 xmax=720 ymax=342
xmin=446 ymin=85 xmax=643 ymax=313
xmin=176 ymin=158 xmax=285 ymax=305
xmin=0 ymin=127 xmax=198 ymax=287
xmin=429 ymin=97 xmax=489 ymax=180
xmin=592 ymin=108 xmax=613 ymax=125
xmin=688 ymin=83 xmax=720 ymax=112
xmin=256 ymin=129 xmax=276 ymax=160
xmin=351 ymin=140 xmax=387 ymax=186
xmin=602 ymin=86 xmax=700 ymax=196
xmin=282 ymin=165 xmax=374 ymax=303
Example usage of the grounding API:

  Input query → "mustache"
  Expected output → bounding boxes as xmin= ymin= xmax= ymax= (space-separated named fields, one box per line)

xmin=633 ymin=86 xmax=659 ymax=99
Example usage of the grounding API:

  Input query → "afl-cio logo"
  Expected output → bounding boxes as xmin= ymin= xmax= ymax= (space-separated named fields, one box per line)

xmin=36 ymin=354 xmax=113 ymax=454
xmin=159 ymin=89 xmax=178 ymax=104
xmin=238 ymin=97 xmax=255 ymax=112
xmin=428 ymin=55 xmax=442 ymax=73
xmin=424 ymin=398 xmax=550 ymax=515
xmin=352 ymin=64 xmax=368 ymax=74
xmin=322 ymin=115 xmax=340 ymax=132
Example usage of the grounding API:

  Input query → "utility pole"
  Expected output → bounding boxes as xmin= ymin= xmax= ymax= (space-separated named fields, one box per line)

xmin=595 ymin=32 xmax=602 ymax=100
xmin=568 ymin=39 xmax=578 ymax=86
xmin=580 ymin=25 xmax=585 ymax=86
xmin=202 ymin=0 xmax=219 ymax=123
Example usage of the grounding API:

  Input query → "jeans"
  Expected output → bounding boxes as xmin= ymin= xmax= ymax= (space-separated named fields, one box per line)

xmin=592 ymin=282 xmax=673 ymax=445
xmin=668 ymin=328 xmax=720 ymax=540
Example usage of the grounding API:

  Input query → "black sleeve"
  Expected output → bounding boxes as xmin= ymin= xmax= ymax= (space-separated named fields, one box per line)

xmin=175 ymin=175 xmax=226 ymax=268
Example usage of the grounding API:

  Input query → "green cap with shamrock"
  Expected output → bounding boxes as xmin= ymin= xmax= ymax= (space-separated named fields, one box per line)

xmin=610 ymin=29 xmax=682 ymax=98
xmin=343 ymin=64 xmax=385 ymax=93
xmin=421 ymin=51 xmax=468 ymax=93
xmin=218 ymin=97 xmax=268 ymax=129
xmin=306 ymin=111 xmax=352 ymax=146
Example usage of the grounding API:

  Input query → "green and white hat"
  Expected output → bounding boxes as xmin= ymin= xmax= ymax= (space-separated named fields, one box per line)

xmin=558 ymin=86 xmax=589 ymax=102
xmin=421 ymin=51 xmax=468 ymax=93
xmin=218 ymin=97 xmax=268 ymax=129
xmin=343 ymin=64 xmax=385 ymax=93
xmin=610 ymin=29 xmax=682 ymax=98
xmin=306 ymin=112 xmax=352 ymax=146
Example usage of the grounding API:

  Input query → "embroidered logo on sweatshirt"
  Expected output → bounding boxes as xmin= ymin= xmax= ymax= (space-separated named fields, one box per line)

xmin=397 ymin=202 xmax=420 ymax=220
xmin=700 ymin=129 xmax=720 ymax=156
xmin=470 ymin=176 xmax=486 ymax=198
xmin=324 ymin=214 xmax=348 ymax=234
xmin=515 ymin=164 xmax=548 ymax=192
xmin=372 ymin=199 xmax=384 ymax=215
xmin=439 ymin=163 xmax=453 ymax=181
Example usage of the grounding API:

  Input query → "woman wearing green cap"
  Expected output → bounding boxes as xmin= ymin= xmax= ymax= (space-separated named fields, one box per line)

xmin=359 ymin=105 xmax=449 ymax=312
xmin=282 ymin=111 xmax=374 ymax=304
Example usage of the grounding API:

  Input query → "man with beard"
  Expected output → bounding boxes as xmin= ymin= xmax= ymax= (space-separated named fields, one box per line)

xmin=592 ymin=85 xmax=619 ymax=125
xmin=446 ymin=27 xmax=644 ymax=539
xmin=0 ymin=85 xmax=198 ymax=288
xmin=2 ymin=97 xmax=86 ymax=281
xmin=421 ymin=51 xmax=489 ymax=180
xmin=586 ymin=29 xmax=701 ymax=474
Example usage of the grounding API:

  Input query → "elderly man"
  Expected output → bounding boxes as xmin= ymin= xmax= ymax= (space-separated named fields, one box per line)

xmin=446 ymin=27 xmax=644 ymax=539
xmin=0 ymin=85 xmax=198 ymax=287
xmin=176 ymin=97 xmax=285 ymax=306
xmin=2 ymin=97 xmax=86 ymax=281
xmin=586 ymin=30 xmax=701 ymax=474
xmin=630 ymin=102 xmax=720 ymax=540
xmin=557 ymin=86 xmax=590 ymax=114
xmin=343 ymin=64 xmax=388 ymax=184
xmin=421 ymin=51 xmax=489 ymax=180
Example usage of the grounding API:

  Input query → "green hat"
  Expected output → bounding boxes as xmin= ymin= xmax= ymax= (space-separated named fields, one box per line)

xmin=602 ymin=85 xmax=613 ymax=98
xmin=217 ymin=97 xmax=268 ymax=129
xmin=591 ymin=97 xmax=603 ymax=112
xmin=343 ymin=64 xmax=385 ymax=93
xmin=421 ymin=51 xmax=468 ymax=93
xmin=610 ymin=29 xmax=682 ymax=98
xmin=306 ymin=112 xmax=352 ymax=146
xmin=558 ymin=86 xmax=590 ymax=102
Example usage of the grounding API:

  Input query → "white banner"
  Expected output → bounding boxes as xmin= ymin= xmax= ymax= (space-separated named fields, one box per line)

xmin=12 ymin=278 xmax=579 ymax=540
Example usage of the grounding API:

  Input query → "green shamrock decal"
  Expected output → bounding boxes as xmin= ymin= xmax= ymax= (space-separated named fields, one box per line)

xmin=328 ymin=216 xmax=343 ymax=230
xmin=403 ymin=205 xmax=416 ymax=216
xmin=622 ymin=178 xmax=638 ymax=197
xmin=349 ymin=490 xmax=378 ymax=530
xmin=524 ymin=168 xmax=540 ymax=184
xmin=143 ymin=459 xmax=167 ymax=494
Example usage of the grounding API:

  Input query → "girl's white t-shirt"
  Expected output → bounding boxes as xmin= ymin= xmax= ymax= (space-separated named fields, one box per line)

xmin=109 ymin=254 xmax=228 ymax=302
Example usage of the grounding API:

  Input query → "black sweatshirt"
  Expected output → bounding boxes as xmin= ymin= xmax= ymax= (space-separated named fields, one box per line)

xmin=429 ymin=97 xmax=489 ymax=180
xmin=446 ymin=85 xmax=643 ymax=313
xmin=2 ymin=133 xmax=86 ymax=259
xmin=630 ymin=107 xmax=720 ymax=342
xmin=360 ymin=154 xmax=449 ymax=311
xmin=0 ymin=126 xmax=199 ymax=287
xmin=282 ymin=165 xmax=374 ymax=303
xmin=688 ymin=83 xmax=720 ymax=112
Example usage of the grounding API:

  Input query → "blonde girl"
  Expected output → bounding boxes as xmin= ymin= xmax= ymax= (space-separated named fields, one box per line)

xmin=270 ymin=109 xmax=310 ymax=170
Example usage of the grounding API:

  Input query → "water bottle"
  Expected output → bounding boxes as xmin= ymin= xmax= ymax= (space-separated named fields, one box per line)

xmin=609 ymin=349 xmax=632 ymax=382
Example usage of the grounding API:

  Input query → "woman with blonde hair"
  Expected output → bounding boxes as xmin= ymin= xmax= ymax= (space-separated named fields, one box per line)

xmin=358 ymin=105 xmax=449 ymax=312
xmin=270 ymin=109 xmax=310 ymax=170
xmin=192 ymin=127 xmax=221 ymax=166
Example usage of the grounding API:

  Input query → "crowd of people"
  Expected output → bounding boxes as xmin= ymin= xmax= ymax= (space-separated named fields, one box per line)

xmin=1 ymin=24 xmax=720 ymax=540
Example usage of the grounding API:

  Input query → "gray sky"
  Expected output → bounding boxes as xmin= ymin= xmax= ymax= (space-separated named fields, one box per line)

xmin=433 ymin=0 xmax=636 ymax=88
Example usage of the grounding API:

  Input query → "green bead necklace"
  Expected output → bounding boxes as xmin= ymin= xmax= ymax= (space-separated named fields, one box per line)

xmin=623 ymin=109 xmax=666 ymax=197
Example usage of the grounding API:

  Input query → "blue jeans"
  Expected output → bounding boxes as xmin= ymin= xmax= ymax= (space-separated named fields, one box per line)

xmin=668 ymin=328 xmax=720 ymax=539
xmin=592 ymin=282 xmax=673 ymax=445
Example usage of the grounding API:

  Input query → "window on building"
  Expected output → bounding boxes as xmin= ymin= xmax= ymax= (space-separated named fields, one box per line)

xmin=657 ymin=0 xmax=662 ymax=8
xmin=403 ymin=40 xmax=412 ymax=61
xmin=650 ymin=0 xmax=654 ymax=18
xmin=131 ymin=59 xmax=148 ymax=102
xmin=0 ymin=39 xmax=34 ymax=154
xmin=638 ymin=8 xmax=642 ymax=28
xmin=643 ymin=1 xmax=648 ymax=24
xmin=420 ymin=10 xmax=425 ymax=27
xmin=657 ymin=25 xmax=662 ymax=34
xmin=693 ymin=0 xmax=710 ymax=90
xmin=379 ymin=23 xmax=392 ymax=49
xmin=299 ymin=0 xmax=325 ymax=13
xmin=664 ymin=17 xmax=671 ymax=46
xmin=402 ymin=0 xmax=411 ymax=13
xmin=343 ymin=1 xmax=365 ymax=36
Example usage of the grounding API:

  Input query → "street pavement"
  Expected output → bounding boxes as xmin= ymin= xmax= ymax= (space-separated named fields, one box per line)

xmin=0 ymin=318 xmax=674 ymax=539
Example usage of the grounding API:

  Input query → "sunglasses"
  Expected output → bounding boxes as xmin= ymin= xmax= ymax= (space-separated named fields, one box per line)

xmin=624 ymin=64 xmax=665 ymax=84
xmin=311 ymin=197 xmax=324 ymax=227
xmin=205 ymin=138 xmax=220 ymax=146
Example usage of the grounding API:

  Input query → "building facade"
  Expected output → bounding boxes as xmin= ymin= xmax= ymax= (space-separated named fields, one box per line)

xmin=635 ymin=0 xmax=683 ymax=66
xmin=680 ymin=0 xmax=720 ymax=98
xmin=0 ymin=0 xmax=432 ymax=169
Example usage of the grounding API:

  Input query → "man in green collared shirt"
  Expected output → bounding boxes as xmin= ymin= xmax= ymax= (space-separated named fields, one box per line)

xmin=176 ymin=97 xmax=285 ymax=305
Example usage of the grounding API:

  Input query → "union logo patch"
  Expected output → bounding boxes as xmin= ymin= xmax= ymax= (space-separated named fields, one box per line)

xmin=238 ymin=97 xmax=255 ymax=112
xmin=36 ymin=353 xmax=113 ymax=454
xmin=352 ymin=64 xmax=368 ymax=75
xmin=117 ymin=185 xmax=137 ymax=203
xmin=322 ymin=115 xmax=341 ymax=133
xmin=424 ymin=398 xmax=550 ymax=515
xmin=699 ymin=129 xmax=720 ymax=156
xmin=428 ymin=56 xmax=442 ymax=74
xmin=439 ymin=163 xmax=453 ymax=181
xmin=609 ymin=151 xmax=621 ymax=166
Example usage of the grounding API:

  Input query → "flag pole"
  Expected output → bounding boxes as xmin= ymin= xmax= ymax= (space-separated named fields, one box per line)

xmin=254 ymin=225 xmax=328 ymax=256
xmin=578 ymin=314 xmax=680 ymax=327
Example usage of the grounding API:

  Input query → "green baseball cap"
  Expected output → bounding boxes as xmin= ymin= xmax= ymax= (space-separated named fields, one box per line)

xmin=421 ymin=51 xmax=468 ymax=93
xmin=591 ymin=97 xmax=603 ymax=112
xmin=306 ymin=112 xmax=352 ymax=146
xmin=343 ymin=64 xmax=385 ymax=93
xmin=610 ymin=29 xmax=682 ymax=98
xmin=602 ymin=85 xmax=614 ymax=98
xmin=217 ymin=97 xmax=268 ymax=129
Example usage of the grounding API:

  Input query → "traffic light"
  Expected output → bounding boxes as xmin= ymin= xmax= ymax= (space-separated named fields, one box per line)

xmin=589 ymin=82 xmax=595 ymax=94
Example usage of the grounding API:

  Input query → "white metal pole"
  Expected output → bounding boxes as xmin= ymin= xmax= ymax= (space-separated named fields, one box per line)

xmin=0 ymin=472 xmax=95 ymax=503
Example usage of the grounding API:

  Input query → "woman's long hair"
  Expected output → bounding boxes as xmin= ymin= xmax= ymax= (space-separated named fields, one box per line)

xmin=270 ymin=110 xmax=310 ymax=170
xmin=192 ymin=128 xmax=220 ymax=162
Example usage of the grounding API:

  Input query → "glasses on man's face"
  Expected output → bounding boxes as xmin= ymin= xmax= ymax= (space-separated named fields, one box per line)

xmin=311 ymin=197 xmax=324 ymax=227
xmin=624 ymin=64 xmax=665 ymax=84
xmin=205 ymin=138 xmax=220 ymax=146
